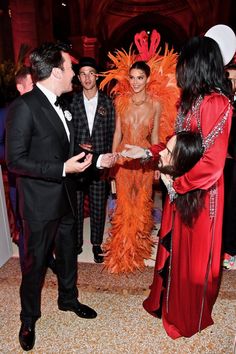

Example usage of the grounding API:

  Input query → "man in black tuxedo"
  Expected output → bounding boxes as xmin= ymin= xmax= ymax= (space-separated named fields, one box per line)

xmin=71 ymin=57 xmax=115 ymax=263
xmin=6 ymin=43 xmax=115 ymax=351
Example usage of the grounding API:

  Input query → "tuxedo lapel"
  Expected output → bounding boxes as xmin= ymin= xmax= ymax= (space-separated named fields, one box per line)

xmin=78 ymin=93 xmax=90 ymax=135
xmin=42 ymin=106 xmax=69 ymax=147
xmin=34 ymin=87 xmax=70 ymax=150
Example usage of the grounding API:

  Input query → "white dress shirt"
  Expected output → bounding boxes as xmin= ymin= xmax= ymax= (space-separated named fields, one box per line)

xmin=83 ymin=91 xmax=98 ymax=135
xmin=83 ymin=91 xmax=103 ymax=168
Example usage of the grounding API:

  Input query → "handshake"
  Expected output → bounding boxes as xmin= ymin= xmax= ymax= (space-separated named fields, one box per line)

xmin=99 ymin=152 xmax=120 ymax=168
xmin=65 ymin=143 xmax=151 ymax=175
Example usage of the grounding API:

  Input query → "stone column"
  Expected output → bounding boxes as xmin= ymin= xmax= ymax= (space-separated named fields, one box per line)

xmin=70 ymin=35 xmax=99 ymax=60
xmin=81 ymin=36 xmax=99 ymax=58
xmin=9 ymin=0 xmax=38 ymax=63
xmin=0 ymin=4 xmax=14 ymax=61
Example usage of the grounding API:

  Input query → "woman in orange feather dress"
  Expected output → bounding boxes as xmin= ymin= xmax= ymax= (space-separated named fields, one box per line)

xmin=100 ymin=30 xmax=179 ymax=273
xmin=103 ymin=61 xmax=160 ymax=273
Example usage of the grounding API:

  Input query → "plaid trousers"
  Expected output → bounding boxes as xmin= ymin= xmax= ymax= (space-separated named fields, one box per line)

xmin=76 ymin=177 xmax=108 ymax=248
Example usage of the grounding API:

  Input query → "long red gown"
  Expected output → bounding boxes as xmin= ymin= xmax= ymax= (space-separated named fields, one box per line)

xmin=143 ymin=93 xmax=232 ymax=339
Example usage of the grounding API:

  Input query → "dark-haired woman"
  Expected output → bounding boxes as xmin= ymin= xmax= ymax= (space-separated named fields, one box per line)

xmin=158 ymin=131 xmax=205 ymax=227
xmin=103 ymin=61 xmax=161 ymax=273
xmin=143 ymin=36 xmax=233 ymax=339
xmin=124 ymin=36 xmax=233 ymax=338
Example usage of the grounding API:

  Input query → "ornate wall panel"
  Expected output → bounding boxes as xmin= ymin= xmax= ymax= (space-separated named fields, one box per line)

xmin=1 ymin=0 xmax=235 ymax=63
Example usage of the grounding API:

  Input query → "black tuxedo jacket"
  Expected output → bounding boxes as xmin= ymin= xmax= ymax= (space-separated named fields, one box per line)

xmin=6 ymin=86 xmax=76 ymax=220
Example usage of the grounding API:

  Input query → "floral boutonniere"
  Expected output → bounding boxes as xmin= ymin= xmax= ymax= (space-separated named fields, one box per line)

xmin=64 ymin=110 xmax=72 ymax=121
xmin=97 ymin=106 xmax=107 ymax=117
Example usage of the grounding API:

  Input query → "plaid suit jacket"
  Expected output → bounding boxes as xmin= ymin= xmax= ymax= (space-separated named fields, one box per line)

xmin=71 ymin=90 xmax=115 ymax=155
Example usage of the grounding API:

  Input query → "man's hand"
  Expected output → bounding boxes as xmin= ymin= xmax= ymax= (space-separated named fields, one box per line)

xmin=100 ymin=153 xmax=118 ymax=168
xmin=121 ymin=144 xmax=146 ymax=159
xmin=65 ymin=152 xmax=92 ymax=174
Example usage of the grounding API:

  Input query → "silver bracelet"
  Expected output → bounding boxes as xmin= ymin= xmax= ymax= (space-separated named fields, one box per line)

xmin=141 ymin=148 xmax=152 ymax=163
xmin=167 ymin=179 xmax=178 ymax=202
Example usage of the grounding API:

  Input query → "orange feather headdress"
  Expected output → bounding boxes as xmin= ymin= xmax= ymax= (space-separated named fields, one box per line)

xmin=100 ymin=29 xmax=180 ymax=143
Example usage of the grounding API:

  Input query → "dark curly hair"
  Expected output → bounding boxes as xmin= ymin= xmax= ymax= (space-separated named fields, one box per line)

xmin=159 ymin=131 xmax=206 ymax=226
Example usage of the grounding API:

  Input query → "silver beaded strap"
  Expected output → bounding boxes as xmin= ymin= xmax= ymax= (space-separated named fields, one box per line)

xmin=175 ymin=96 xmax=203 ymax=133
xmin=201 ymin=101 xmax=231 ymax=151
xmin=167 ymin=179 xmax=178 ymax=202
xmin=209 ymin=184 xmax=217 ymax=219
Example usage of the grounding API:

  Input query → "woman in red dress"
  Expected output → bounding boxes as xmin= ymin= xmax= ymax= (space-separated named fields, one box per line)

xmin=123 ymin=36 xmax=233 ymax=338
xmin=144 ymin=36 xmax=233 ymax=339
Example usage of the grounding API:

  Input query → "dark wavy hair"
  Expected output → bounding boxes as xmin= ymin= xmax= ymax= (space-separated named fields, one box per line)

xmin=130 ymin=61 xmax=150 ymax=77
xmin=176 ymin=36 xmax=232 ymax=114
xmin=159 ymin=131 xmax=206 ymax=226
xmin=30 ymin=42 xmax=70 ymax=82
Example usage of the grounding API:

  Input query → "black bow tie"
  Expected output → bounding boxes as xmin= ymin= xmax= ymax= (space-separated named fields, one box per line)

xmin=54 ymin=96 xmax=69 ymax=111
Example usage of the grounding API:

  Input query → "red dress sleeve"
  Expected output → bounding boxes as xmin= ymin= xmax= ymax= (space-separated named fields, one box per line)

xmin=149 ymin=142 xmax=166 ymax=160
xmin=173 ymin=94 xmax=232 ymax=194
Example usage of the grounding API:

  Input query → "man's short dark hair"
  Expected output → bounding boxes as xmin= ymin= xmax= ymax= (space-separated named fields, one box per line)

xmin=15 ymin=66 xmax=32 ymax=84
xmin=29 ymin=42 xmax=70 ymax=82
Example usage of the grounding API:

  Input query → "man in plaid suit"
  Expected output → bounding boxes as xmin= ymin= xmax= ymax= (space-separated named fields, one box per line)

xmin=71 ymin=57 xmax=115 ymax=263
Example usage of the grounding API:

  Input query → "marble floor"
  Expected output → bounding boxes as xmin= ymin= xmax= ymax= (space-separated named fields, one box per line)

xmin=0 ymin=257 xmax=235 ymax=354
xmin=2 ymin=192 xmax=236 ymax=353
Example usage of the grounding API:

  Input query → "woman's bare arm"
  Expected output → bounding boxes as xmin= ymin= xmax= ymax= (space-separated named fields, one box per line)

xmin=112 ymin=113 xmax=122 ymax=152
